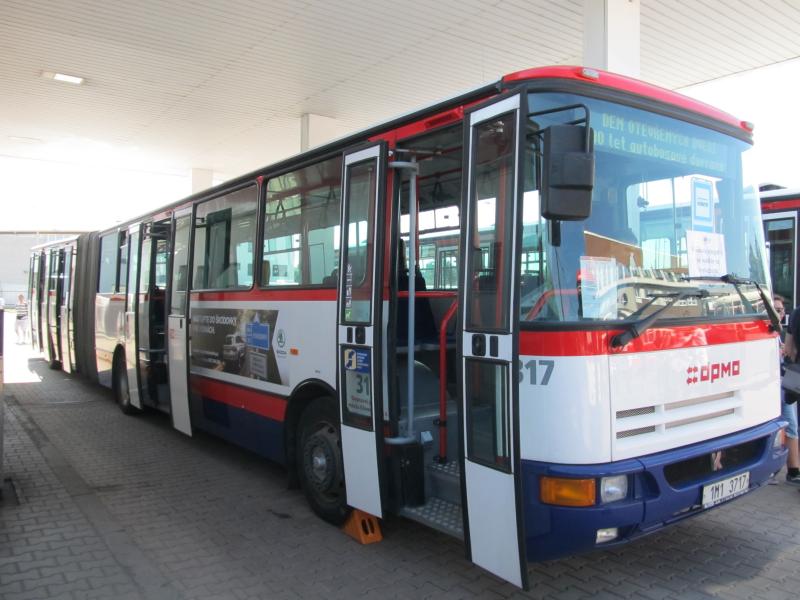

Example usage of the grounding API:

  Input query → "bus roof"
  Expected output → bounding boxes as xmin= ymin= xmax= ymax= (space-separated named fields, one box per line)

xmin=504 ymin=66 xmax=746 ymax=132
xmin=98 ymin=65 xmax=750 ymax=235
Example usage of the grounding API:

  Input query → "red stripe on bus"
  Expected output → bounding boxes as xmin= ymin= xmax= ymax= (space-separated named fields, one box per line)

xmin=190 ymin=376 xmax=288 ymax=421
xmin=396 ymin=290 xmax=458 ymax=299
xmin=192 ymin=289 xmax=336 ymax=302
xmin=519 ymin=320 xmax=775 ymax=356
xmin=762 ymin=199 xmax=800 ymax=211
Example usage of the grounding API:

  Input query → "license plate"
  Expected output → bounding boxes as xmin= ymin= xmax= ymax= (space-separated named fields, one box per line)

xmin=701 ymin=471 xmax=750 ymax=508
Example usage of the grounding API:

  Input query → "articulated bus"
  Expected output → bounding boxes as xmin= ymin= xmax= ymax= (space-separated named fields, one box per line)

xmin=31 ymin=66 xmax=787 ymax=588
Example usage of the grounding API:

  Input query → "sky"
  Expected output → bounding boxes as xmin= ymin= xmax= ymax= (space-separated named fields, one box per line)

xmin=2 ymin=58 xmax=799 ymax=232
xmin=679 ymin=57 xmax=800 ymax=191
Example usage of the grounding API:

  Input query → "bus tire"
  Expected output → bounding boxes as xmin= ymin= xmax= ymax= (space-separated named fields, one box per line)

xmin=296 ymin=397 xmax=350 ymax=526
xmin=113 ymin=355 xmax=140 ymax=416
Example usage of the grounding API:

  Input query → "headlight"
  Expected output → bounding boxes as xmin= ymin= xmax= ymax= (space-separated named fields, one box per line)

xmin=600 ymin=475 xmax=628 ymax=503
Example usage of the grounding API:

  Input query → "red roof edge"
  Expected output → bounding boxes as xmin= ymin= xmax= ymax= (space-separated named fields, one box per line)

xmin=502 ymin=66 xmax=744 ymax=132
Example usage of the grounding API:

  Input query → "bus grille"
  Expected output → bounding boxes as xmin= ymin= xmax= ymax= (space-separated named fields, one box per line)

xmin=615 ymin=392 xmax=739 ymax=441
xmin=663 ymin=438 xmax=764 ymax=487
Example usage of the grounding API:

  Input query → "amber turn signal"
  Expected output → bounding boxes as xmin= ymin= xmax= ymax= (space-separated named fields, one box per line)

xmin=540 ymin=476 xmax=596 ymax=507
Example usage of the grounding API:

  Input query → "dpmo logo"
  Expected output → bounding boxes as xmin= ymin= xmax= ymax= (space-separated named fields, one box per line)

xmin=686 ymin=360 xmax=740 ymax=385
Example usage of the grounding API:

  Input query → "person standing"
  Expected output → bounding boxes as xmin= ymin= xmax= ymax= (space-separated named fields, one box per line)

xmin=777 ymin=295 xmax=800 ymax=485
xmin=15 ymin=293 xmax=29 ymax=344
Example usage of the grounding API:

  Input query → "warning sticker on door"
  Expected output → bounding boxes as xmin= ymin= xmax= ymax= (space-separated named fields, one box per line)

xmin=343 ymin=347 xmax=370 ymax=373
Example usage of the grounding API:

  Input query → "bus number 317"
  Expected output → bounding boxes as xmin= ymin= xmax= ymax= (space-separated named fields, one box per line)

xmin=519 ymin=359 xmax=554 ymax=386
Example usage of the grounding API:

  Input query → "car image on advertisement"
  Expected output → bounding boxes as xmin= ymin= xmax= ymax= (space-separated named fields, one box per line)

xmin=222 ymin=333 xmax=245 ymax=373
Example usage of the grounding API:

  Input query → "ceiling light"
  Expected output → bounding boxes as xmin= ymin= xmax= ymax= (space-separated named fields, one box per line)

xmin=41 ymin=71 xmax=84 ymax=85
xmin=8 ymin=136 xmax=43 ymax=144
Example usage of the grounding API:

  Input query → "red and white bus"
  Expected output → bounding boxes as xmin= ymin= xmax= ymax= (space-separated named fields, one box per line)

xmin=31 ymin=66 xmax=787 ymax=588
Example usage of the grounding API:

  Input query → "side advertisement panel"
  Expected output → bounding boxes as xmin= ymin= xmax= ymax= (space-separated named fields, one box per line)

xmin=189 ymin=307 xmax=286 ymax=386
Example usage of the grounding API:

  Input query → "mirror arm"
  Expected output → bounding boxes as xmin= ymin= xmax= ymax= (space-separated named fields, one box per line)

xmin=549 ymin=220 xmax=561 ymax=247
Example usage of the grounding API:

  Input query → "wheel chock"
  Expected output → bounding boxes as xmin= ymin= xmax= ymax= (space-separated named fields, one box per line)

xmin=342 ymin=509 xmax=383 ymax=544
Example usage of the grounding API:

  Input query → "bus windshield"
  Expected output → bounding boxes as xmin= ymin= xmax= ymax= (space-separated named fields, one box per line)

xmin=520 ymin=91 xmax=768 ymax=325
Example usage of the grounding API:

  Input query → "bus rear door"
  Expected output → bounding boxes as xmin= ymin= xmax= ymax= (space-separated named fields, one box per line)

xmin=124 ymin=224 xmax=143 ymax=410
xmin=60 ymin=244 xmax=75 ymax=373
xmin=459 ymin=92 xmax=528 ymax=588
xmin=336 ymin=142 xmax=388 ymax=518
xmin=167 ymin=208 xmax=193 ymax=435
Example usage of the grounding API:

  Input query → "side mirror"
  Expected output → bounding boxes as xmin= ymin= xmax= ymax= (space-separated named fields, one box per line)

xmin=541 ymin=124 xmax=595 ymax=221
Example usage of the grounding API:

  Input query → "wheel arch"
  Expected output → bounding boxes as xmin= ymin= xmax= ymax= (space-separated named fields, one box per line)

xmin=284 ymin=378 xmax=337 ymax=488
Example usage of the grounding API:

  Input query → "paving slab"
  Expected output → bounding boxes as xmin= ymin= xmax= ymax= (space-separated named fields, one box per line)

xmin=2 ymin=313 xmax=799 ymax=599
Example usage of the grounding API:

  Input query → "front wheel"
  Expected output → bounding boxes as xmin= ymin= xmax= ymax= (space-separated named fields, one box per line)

xmin=296 ymin=398 xmax=350 ymax=525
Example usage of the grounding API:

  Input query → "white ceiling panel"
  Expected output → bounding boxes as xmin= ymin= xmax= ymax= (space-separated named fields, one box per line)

xmin=2 ymin=0 xmax=800 ymax=179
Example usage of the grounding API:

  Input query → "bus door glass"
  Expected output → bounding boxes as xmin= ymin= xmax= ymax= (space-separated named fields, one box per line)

xmin=52 ymin=248 xmax=64 ymax=363
xmin=167 ymin=208 xmax=193 ymax=435
xmin=60 ymin=245 xmax=74 ymax=373
xmin=459 ymin=92 xmax=528 ymax=589
xmin=29 ymin=254 xmax=38 ymax=350
xmin=43 ymin=250 xmax=55 ymax=363
xmin=36 ymin=251 xmax=45 ymax=352
xmin=763 ymin=212 xmax=796 ymax=312
xmin=125 ymin=224 xmax=142 ymax=410
xmin=336 ymin=142 xmax=387 ymax=518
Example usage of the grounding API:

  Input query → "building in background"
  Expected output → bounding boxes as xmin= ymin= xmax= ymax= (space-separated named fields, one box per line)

xmin=0 ymin=232 xmax=83 ymax=305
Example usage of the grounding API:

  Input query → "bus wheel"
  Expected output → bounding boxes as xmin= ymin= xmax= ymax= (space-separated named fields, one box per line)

xmin=113 ymin=356 xmax=140 ymax=416
xmin=297 ymin=398 xmax=349 ymax=525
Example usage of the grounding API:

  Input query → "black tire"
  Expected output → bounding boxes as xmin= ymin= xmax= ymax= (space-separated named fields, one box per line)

xmin=113 ymin=355 xmax=140 ymax=415
xmin=296 ymin=397 xmax=350 ymax=525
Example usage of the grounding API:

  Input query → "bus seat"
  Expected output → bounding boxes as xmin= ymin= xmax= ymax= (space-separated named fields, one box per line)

xmin=397 ymin=266 xmax=438 ymax=348
xmin=322 ymin=268 xmax=337 ymax=287
xmin=220 ymin=263 xmax=238 ymax=288
xmin=176 ymin=265 xmax=188 ymax=290
xmin=193 ymin=266 xmax=206 ymax=289
xmin=261 ymin=259 xmax=270 ymax=286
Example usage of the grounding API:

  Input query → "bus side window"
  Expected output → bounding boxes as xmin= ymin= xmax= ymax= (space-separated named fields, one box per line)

xmin=262 ymin=155 xmax=342 ymax=287
xmin=192 ymin=185 xmax=258 ymax=290
xmin=98 ymin=232 xmax=118 ymax=293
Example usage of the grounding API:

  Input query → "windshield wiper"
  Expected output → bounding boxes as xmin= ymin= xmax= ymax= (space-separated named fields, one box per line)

xmin=611 ymin=288 xmax=709 ymax=349
xmin=680 ymin=273 xmax=782 ymax=333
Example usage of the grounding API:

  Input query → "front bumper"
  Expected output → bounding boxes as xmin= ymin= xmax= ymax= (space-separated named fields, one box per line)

xmin=521 ymin=418 xmax=787 ymax=562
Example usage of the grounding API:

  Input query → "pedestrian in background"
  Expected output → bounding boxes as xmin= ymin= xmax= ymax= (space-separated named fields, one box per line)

xmin=15 ymin=293 xmax=29 ymax=344
xmin=777 ymin=295 xmax=800 ymax=485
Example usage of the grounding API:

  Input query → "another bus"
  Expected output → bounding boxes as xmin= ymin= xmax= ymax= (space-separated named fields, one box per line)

xmin=32 ymin=66 xmax=787 ymax=588
xmin=761 ymin=188 xmax=800 ymax=312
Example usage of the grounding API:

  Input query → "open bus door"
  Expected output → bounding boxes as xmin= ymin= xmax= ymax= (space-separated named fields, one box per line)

xmin=459 ymin=92 xmax=528 ymax=588
xmin=60 ymin=244 xmax=75 ymax=373
xmin=124 ymin=224 xmax=143 ymax=410
xmin=34 ymin=251 xmax=45 ymax=352
xmin=336 ymin=142 xmax=388 ymax=518
xmin=167 ymin=208 xmax=193 ymax=435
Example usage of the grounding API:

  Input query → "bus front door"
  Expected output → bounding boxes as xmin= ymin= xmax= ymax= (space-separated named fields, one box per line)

xmin=336 ymin=142 xmax=388 ymax=518
xmin=167 ymin=208 xmax=193 ymax=435
xmin=459 ymin=92 xmax=528 ymax=589
xmin=124 ymin=224 xmax=142 ymax=410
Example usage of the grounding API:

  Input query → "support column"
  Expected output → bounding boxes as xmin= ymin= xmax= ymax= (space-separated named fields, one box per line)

xmin=300 ymin=113 xmax=349 ymax=152
xmin=583 ymin=0 xmax=640 ymax=78
xmin=191 ymin=168 xmax=214 ymax=194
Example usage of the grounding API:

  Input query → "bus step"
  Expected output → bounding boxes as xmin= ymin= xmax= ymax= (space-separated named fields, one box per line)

xmin=428 ymin=460 xmax=461 ymax=505
xmin=400 ymin=497 xmax=463 ymax=539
